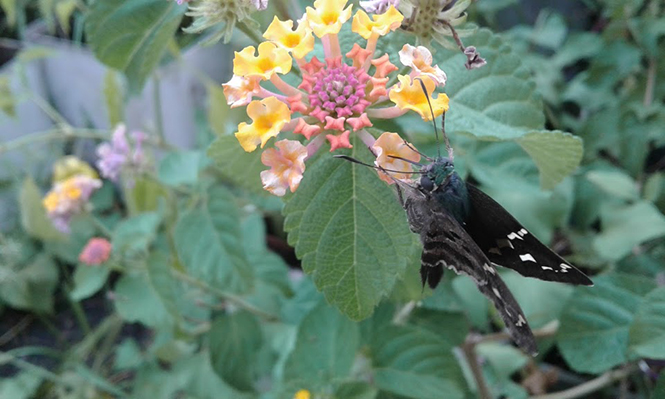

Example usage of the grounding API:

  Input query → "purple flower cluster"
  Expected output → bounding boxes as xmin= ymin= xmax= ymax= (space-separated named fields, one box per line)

xmin=96 ymin=124 xmax=147 ymax=183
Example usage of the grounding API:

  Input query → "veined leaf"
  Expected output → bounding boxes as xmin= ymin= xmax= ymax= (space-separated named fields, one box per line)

xmin=174 ymin=185 xmax=253 ymax=294
xmin=207 ymin=135 xmax=265 ymax=194
xmin=283 ymin=134 xmax=414 ymax=321
xmin=558 ymin=273 xmax=656 ymax=373
xmin=628 ymin=287 xmax=665 ymax=359
xmin=85 ymin=0 xmax=185 ymax=92
xmin=517 ymin=130 xmax=583 ymax=189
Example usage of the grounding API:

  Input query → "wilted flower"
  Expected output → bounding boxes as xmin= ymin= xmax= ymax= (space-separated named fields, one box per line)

xmin=372 ymin=132 xmax=420 ymax=183
xmin=182 ymin=0 xmax=262 ymax=44
xmin=79 ymin=238 xmax=112 ymax=265
xmin=96 ymin=124 xmax=148 ymax=183
xmin=43 ymin=174 xmax=102 ymax=233
xmin=223 ymin=0 xmax=449 ymax=196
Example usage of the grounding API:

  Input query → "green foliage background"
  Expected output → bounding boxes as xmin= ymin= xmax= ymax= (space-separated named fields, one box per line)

xmin=1 ymin=0 xmax=665 ymax=398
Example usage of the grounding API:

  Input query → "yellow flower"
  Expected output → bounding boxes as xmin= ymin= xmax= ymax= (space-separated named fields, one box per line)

xmin=43 ymin=191 xmax=60 ymax=213
xmin=235 ymin=97 xmax=291 ymax=152
xmin=260 ymin=140 xmax=307 ymax=196
xmin=399 ymin=44 xmax=447 ymax=86
xmin=263 ymin=17 xmax=315 ymax=60
xmin=233 ymin=42 xmax=292 ymax=80
xmin=305 ymin=0 xmax=353 ymax=38
xmin=222 ymin=75 xmax=262 ymax=108
xmin=293 ymin=389 xmax=311 ymax=399
xmin=62 ymin=180 xmax=83 ymax=200
xmin=53 ymin=156 xmax=98 ymax=183
xmin=352 ymin=5 xmax=403 ymax=39
xmin=389 ymin=75 xmax=449 ymax=121
xmin=372 ymin=132 xmax=421 ymax=184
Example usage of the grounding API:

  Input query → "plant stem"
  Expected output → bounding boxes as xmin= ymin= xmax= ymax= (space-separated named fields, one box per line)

xmin=644 ymin=57 xmax=656 ymax=107
xmin=462 ymin=334 xmax=493 ymax=399
xmin=237 ymin=20 xmax=264 ymax=45
xmin=152 ymin=74 xmax=167 ymax=143
xmin=90 ymin=215 xmax=113 ymax=238
xmin=171 ymin=269 xmax=279 ymax=321
xmin=530 ymin=364 xmax=637 ymax=399
xmin=0 ymin=315 xmax=33 ymax=346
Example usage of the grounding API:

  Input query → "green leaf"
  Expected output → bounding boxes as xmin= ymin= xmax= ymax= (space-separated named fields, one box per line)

xmin=0 ymin=371 xmax=42 ymax=399
xmin=0 ymin=0 xmax=17 ymax=27
xmin=113 ymin=272 xmax=172 ymax=327
xmin=477 ymin=342 xmax=528 ymax=380
xmin=334 ymin=382 xmax=378 ymax=399
xmin=0 ymin=253 xmax=58 ymax=313
xmin=19 ymin=177 xmax=64 ymax=242
xmin=114 ymin=339 xmax=144 ymax=370
xmin=586 ymin=169 xmax=639 ymax=200
xmin=124 ymin=177 xmax=170 ymax=215
xmin=85 ymin=0 xmax=185 ymax=92
xmin=55 ymin=0 xmax=77 ymax=34
xmin=207 ymin=135 xmax=265 ymax=194
xmin=501 ymin=271 xmax=574 ymax=329
xmin=437 ymin=29 xmax=545 ymax=140
xmin=174 ymin=185 xmax=253 ymax=294
xmin=283 ymin=136 xmax=414 ymax=321
xmin=208 ymin=83 xmax=230 ymax=136
xmin=70 ymin=265 xmax=111 ymax=301
xmin=283 ymin=299 xmax=360 ymax=386
xmin=0 ymin=74 xmax=16 ymax=117
xmin=158 ymin=151 xmax=202 ymax=186
xmin=209 ymin=311 xmax=262 ymax=392
xmin=628 ymin=287 xmax=665 ymax=359
xmin=517 ymin=131 xmax=583 ymax=190
xmin=653 ymin=371 xmax=665 ymax=399
xmin=112 ymin=212 xmax=161 ymax=257
xmin=371 ymin=325 xmax=466 ymax=399
xmin=594 ymin=201 xmax=665 ymax=261
xmin=103 ymin=69 xmax=124 ymax=127
xmin=558 ymin=273 xmax=656 ymax=373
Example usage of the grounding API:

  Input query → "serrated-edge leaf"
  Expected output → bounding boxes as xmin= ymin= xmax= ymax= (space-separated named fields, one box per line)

xmin=517 ymin=130 xmax=583 ymax=189
xmin=558 ymin=273 xmax=656 ymax=374
xmin=628 ymin=286 xmax=665 ymax=359
xmin=207 ymin=135 xmax=265 ymax=194
xmin=283 ymin=135 xmax=414 ymax=321
xmin=85 ymin=0 xmax=185 ymax=92
xmin=174 ymin=186 xmax=253 ymax=293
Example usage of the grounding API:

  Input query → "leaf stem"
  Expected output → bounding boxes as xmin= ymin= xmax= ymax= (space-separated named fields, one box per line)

xmin=171 ymin=269 xmax=279 ymax=321
xmin=530 ymin=364 xmax=638 ymax=399
xmin=644 ymin=57 xmax=656 ymax=107
xmin=462 ymin=334 xmax=493 ymax=399
xmin=237 ymin=20 xmax=264 ymax=45
xmin=152 ymin=73 xmax=167 ymax=143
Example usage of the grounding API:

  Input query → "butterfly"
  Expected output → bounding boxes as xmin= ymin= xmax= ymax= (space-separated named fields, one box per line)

xmin=337 ymin=99 xmax=592 ymax=356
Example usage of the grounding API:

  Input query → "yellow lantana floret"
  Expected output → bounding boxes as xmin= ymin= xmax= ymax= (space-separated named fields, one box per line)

xmin=43 ymin=191 xmax=60 ymax=213
xmin=352 ymin=6 xmax=404 ymax=39
xmin=373 ymin=132 xmax=421 ymax=184
xmin=293 ymin=390 xmax=311 ymax=399
xmin=263 ymin=17 xmax=315 ymax=60
xmin=53 ymin=156 xmax=98 ymax=183
xmin=233 ymin=42 xmax=292 ymax=80
xmin=389 ymin=75 xmax=449 ymax=121
xmin=305 ymin=0 xmax=353 ymax=38
xmin=235 ymin=97 xmax=291 ymax=152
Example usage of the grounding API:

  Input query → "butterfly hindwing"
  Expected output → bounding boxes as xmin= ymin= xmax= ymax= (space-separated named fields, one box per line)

xmin=402 ymin=186 xmax=538 ymax=355
xmin=465 ymin=183 xmax=593 ymax=286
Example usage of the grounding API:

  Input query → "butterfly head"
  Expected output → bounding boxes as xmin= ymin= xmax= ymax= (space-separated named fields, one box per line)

xmin=419 ymin=157 xmax=455 ymax=192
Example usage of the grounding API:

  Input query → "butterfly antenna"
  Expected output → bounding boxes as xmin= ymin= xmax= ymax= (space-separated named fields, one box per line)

xmin=403 ymin=140 xmax=433 ymax=162
xmin=416 ymin=78 xmax=453 ymax=160
xmin=334 ymin=155 xmax=425 ymax=175
xmin=387 ymin=155 xmax=423 ymax=166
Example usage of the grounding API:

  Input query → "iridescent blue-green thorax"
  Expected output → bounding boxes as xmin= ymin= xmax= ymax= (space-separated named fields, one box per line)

xmin=420 ymin=158 xmax=470 ymax=224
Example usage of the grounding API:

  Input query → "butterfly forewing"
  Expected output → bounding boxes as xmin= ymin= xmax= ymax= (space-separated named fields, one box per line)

xmin=402 ymin=185 xmax=538 ymax=355
xmin=465 ymin=184 xmax=593 ymax=286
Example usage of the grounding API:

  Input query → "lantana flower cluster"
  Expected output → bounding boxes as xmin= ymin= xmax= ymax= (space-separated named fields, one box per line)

xmin=223 ymin=0 xmax=449 ymax=196
xmin=96 ymin=124 xmax=148 ymax=184
xmin=42 ymin=157 xmax=102 ymax=233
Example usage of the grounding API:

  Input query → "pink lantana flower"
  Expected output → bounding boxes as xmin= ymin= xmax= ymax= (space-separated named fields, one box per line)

xmin=260 ymin=140 xmax=307 ymax=196
xmin=79 ymin=238 xmax=112 ymax=265
xmin=372 ymin=132 xmax=420 ymax=184
xmin=223 ymin=0 xmax=449 ymax=196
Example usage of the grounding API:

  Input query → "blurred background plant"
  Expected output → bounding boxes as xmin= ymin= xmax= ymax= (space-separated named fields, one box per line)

xmin=0 ymin=1 xmax=664 ymax=399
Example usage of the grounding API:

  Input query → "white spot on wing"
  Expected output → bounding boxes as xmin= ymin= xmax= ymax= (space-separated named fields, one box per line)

xmin=497 ymin=239 xmax=514 ymax=249
xmin=519 ymin=254 xmax=536 ymax=263
xmin=541 ymin=266 xmax=554 ymax=271
xmin=516 ymin=315 xmax=526 ymax=327
xmin=483 ymin=263 xmax=496 ymax=275
xmin=518 ymin=228 xmax=528 ymax=236
xmin=492 ymin=287 xmax=502 ymax=299
xmin=560 ymin=263 xmax=571 ymax=269
xmin=507 ymin=232 xmax=523 ymax=241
